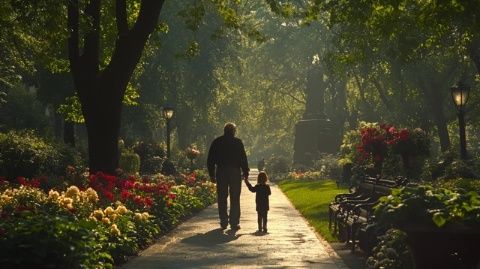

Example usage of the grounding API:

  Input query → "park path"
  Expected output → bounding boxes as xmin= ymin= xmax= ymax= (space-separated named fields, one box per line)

xmin=121 ymin=169 xmax=348 ymax=269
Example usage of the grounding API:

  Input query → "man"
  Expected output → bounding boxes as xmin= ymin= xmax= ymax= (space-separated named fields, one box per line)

xmin=207 ymin=122 xmax=249 ymax=230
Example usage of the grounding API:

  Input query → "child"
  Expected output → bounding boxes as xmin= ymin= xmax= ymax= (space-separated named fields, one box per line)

xmin=244 ymin=171 xmax=271 ymax=233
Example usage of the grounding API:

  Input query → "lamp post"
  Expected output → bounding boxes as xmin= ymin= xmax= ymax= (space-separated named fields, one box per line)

xmin=163 ymin=105 xmax=174 ymax=159
xmin=451 ymin=81 xmax=470 ymax=159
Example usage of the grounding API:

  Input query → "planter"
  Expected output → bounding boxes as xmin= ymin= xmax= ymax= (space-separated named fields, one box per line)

xmin=399 ymin=223 xmax=480 ymax=269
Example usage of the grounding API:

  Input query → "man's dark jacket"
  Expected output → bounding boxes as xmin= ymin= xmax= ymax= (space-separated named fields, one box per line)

xmin=207 ymin=135 xmax=249 ymax=178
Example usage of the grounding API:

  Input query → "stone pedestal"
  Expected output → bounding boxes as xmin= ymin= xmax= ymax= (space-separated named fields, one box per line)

xmin=293 ymin=118 xmax=339 ymax=166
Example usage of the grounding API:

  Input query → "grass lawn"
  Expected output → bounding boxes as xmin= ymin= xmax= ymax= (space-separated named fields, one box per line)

xmin=278 ymin=179 xmax=349 ymax=242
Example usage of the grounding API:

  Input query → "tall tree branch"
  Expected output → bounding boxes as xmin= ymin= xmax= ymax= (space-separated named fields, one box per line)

xmin=115 ymin=0 xmax=128 ymax=36
xmin=372 ymin=78 xmax=392 ymax=108
xmin=83 ymin=0 xmax=101 ymax=75
xmin=102 ymin=0 xmax=164 ymax=96
xmin=67 ymin=0 xmax=80 ymax=77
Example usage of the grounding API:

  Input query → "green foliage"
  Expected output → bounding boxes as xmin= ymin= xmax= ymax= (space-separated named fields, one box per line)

xmin=0 ymin=171 xmax=217 ymax=267
xmin=338 ymin=128 xmax=361 ymax=167
xmin=374 ymin=185 xmax=480 ymax=229
xmin=0 ymin=130 xmax=56 ymax=179
xmin=0 ymin=213 xmax=113 ymax=269
xmin=0 ymin=130 xmax=83 ymax=180
xmin=366 ymin=229 xmax=414 ymax=269
xmin=312 ymin=153 xmax=342 ymax=180
xmin=435 ymin=178 xmax=480 ymax=194
xmin=133 ymin=141 xmax=166 ymax=174
xmin=119 ymin=152 xmax=141 ymax=175
xmin=192 ymin=169 xmax=210 ymax=182
xmin=0 ymin=83 xmax=49 ymax=132
xmin=57 ymin=95 xmax=85 ymax=123
xmin=265 ymin=155 xmax=290 ymax=177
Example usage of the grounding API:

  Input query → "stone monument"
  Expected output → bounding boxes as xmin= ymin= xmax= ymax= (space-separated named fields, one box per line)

xmin=293 ymin=66 xmax=340 ymax=166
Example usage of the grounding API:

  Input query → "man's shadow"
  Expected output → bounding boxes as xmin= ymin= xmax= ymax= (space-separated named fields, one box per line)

xmin=181 ymin=228 xmax=242 ymax=247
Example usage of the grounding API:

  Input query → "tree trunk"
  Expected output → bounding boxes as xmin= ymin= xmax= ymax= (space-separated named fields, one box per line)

xmin=68 ymin=0 xmax=165 ymax=173
xmin=63 ymin=121 xmax=75 ymax=147
xmin=84 ymin=98 xmax=122 ymax=173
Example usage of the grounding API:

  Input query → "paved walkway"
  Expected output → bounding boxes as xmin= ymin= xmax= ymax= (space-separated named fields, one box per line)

xmin=121 ymin=170 xmax=348 ymax=268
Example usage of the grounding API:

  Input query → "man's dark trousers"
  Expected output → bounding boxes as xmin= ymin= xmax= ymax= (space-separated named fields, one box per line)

xmin=216 ymin=165 xmax=242 ymax=227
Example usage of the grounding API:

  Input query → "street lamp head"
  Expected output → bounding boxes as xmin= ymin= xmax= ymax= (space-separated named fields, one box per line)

xmin=451 ymin=81 xmax=470 ymax=110
xmin=163 ymin=105 xmax=174 ymax=120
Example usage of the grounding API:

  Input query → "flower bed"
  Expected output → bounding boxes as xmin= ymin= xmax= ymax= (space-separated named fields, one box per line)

xmin=340 ymin=122 xmax=429 ymax=179
xmin=0 ymin=171 xmax=216 ymax=268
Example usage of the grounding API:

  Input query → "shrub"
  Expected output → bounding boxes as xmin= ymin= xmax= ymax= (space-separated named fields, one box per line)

xmin=366 ymin=229 xmax=414 ymax=269
xmin=0 ymin=83 xmax=49 ymax=133
xmin=0 ymin=130 xmax=56 ymax=180
xmin=119 ymin=152 xmax=140 ymax=175
xmin=340 ymin=122 xmax=430 ymax=179
xmin=265 ymin=155 xmax=290 ymax=175
xmin=192 ymin=169 xmax=210 ymax=182
xmin=0 ymin=130 xmax=83 ymax=180
xmin=0 ymin=171 xmax=217 ymax=267
xmin=0 ymin=186 xmax=112 ymax=268
xmin=374 ymin=185 xmax=480 ymax=229
xmin=0 ymin=212 xmax=113 ymax=269
xmin=312 ymin=153 xmax=342 ymax=180
xmin=133 ymin=141 xmax=166 ymax=174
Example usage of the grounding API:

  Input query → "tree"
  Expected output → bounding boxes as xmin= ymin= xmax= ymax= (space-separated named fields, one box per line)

xmin=67 ymin=0 xmax=164 ymax=173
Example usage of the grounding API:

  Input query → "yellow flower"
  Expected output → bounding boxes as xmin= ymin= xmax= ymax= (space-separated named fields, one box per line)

xmin=102 ymin=217 xmax=111 ymax=224
xmin=3 ymin=189 xmax=13 ymax=197
xmin=141 ymin=212 xmax=150 ymax=220
xmin=110 ymin=213 xmax=118 ymax=221
xmin=65 ymin=186 xmax=80 ymax=198
xmin=48 ymin=190 xmax=60 ymax=200
xmin=62 ymin=197 xmax=74 ymax=206
xmin=134 ymin=212 xmax=143 ymax=220
xmin=92 ymin=209 xmax=104 ymax=220
xmin=0 ymin=194 xmax=12 ymax=203
xmin=104 ymin=206 xmax=114 ymax=216
xmin=110 ymin=224 xmax=121 ymax=236
xmin=115 ymin=205 xmax=128 ymax=215
xmin=85 ymin=188 xmax=99 ymax=203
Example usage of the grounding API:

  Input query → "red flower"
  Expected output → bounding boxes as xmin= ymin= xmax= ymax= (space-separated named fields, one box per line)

xmin=169 ymin=193 xmax=176 ymax=200
xmin=398 ymin=129 xmax=409 ymax=141
xmin=103 ymin=190 xmax=114 ymax=201
xmin=145 ymin=197 xmax=153 ymax=207
xmin=17 ymin=176 xmax=26 ymax=185
xmin=121 ymin=190 xmax=132 ymax=200
xmin=134 ymin=196 xmax=144 ymax=206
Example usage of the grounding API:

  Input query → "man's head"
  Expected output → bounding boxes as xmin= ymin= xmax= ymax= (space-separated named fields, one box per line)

xmin=224 ymin=122 xmax=237 ymax=137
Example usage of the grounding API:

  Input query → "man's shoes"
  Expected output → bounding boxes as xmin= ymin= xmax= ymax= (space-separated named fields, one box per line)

xmin=220 ymin=223 xmax=228 ymax=230
xmin=263 ymin=228 xmax=268 ymax=233
xmin=230 ymin=225 xmax=241 ymax=230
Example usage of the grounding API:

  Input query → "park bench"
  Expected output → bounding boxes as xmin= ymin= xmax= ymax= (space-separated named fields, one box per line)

xmin=329 ymin=176 xmax=408 ymax=252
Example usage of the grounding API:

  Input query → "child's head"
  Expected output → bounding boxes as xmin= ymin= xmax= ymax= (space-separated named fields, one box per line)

xmin=257 ymin=171 xmax=268 ymax=184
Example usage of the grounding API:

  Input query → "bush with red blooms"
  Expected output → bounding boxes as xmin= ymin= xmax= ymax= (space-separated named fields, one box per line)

xmin=340 ymin=122 xmax=430 ymax=178
xmin=355 ymin=122 xmax=429 ymax=164
xmin=87 ymin=172 xmax=175 ymax=209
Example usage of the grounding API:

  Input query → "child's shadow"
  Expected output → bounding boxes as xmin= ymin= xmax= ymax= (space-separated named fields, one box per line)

xmin=252 ymin=230 xmax=268 ymax=236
